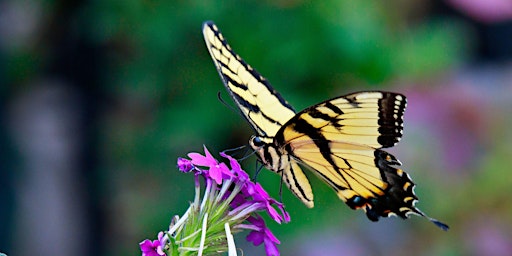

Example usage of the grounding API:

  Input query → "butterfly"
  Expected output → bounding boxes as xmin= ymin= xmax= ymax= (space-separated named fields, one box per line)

xmin=202 ymin=21 xmax=448 ymax=230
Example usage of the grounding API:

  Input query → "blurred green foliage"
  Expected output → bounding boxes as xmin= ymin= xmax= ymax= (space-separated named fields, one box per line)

xmin=9 ymin=0 xmax=512 ymax=255
xmin=93 ymin=2 xmax=466 ymax=254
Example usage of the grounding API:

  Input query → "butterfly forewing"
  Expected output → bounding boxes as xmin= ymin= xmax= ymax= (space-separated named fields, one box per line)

xmin=203 ymin=21 xmax=296 ymax=137
xmin=279 ymin=92 xmax=406 ymax=149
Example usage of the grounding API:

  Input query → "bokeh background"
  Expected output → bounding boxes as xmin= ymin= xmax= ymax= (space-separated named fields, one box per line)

xmin=1 ymin=1 xmax=512 ymax=255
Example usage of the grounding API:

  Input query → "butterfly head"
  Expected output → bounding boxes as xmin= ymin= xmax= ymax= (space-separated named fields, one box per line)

xmin=249 ymin=135 xmax=282 ymax=173
xmin=249 ymin=135 xmax=274 ymax=149
xmin=249 ymin=135 xmax=265 ymax=149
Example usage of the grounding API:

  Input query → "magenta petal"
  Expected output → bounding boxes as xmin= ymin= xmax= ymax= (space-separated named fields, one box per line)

xmin=189 ymin=146 xmax=216 ymax=166
xmin=157 ymin=231 xmax=166 ymax=246
xmin=210 ymin=162 xmax=235 ymax=184
xmin=188 ymin=147 xmax=235 ymax=184
xmin=246 ymin=230 xmax=264 ymax=246
xmin=140 ymin=239 xmax=153 ymax=252
xmin=245 ymin=215 xmax=281 ymax=255
xmin=203 ymin=145 xmax=214 ymax=158
xmin=255 ymin=183 xmax=270 ymax=198
xmin=264 ymin=228 xmax=280 ymax=244
xmin=140 ymin=239 xmax=165 ymax=256
xmin=218 ymin=162 xmax=235 ymax=177
xmin=219 ymin=151 xmax=230 ymax=159
xmin=177 ymin=158 xmax=193 ymax=172
xmin=264 ymin=238 xmax=280 ymax=256
xmin=202 ymin=146 xmax=218 ymax=165
xmin=188 ymin=152 xmax=212 ymax=167
xmin=269 ymin=200 xmax=291 ymax=223
xmin=221 ymin=152 xmax=249 ymax=182
xmin=209 ymin=166 xmax=223 ymax=184
xmin=250 ymin=183 xmax=270 ymax=201
xmin=283 ymin=210 xmax=291 ymax=223
xmin=266 ymin=204 xmax=282 ymax=224
xmin=246 ymin=216 xmax=265 ymax=244
xmin=230 ymin=194 xmax=247 ymax=208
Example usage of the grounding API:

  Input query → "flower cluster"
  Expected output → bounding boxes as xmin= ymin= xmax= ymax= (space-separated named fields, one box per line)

xmin=140 ymin=146 xmax=290 ymax=256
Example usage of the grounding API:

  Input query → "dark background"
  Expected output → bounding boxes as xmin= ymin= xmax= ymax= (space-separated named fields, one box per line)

xmin=1 ymin=0 xmax=512 ymax=255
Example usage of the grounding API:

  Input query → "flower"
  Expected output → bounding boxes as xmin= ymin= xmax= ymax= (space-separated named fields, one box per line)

xmin=221 ymin=152 xmax=249 ymax=183
xmin=244 ymin=182 xmax=290 ymax=224
xmin=245 ymin=215 xmax=281 ymax=256
xmin=220 ymin=152 xmax=290 ymax=224
xmin=139 ymin=235 xmax=165 ymax=256
xmin=188 ymin=146 xmax=234 ymax=184
xmin=177 ymin=157 xmax=192 ymax=172
xmin=141 ymin=146 xmax=289 ymax=255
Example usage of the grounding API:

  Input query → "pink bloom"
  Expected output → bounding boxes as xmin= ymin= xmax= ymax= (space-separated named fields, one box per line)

xmin=139 ymin=237 xmax=165 ymax=256
xmin=221 ymin=152 xmax=249 ymax=183
xmin=188 ymin=146 xmax=234 ymax=184
xmin=244 ymin=182 xmax=290 ymax=224
xmin=229 ymin=193 xmax=247 ymax=209
xmin=170 ymin=147 xmax=290 ymax=255
xmin=177 ymin=157 xmax=193 ymax=172
xmin=246 ymin=216 xmax=281 ymax=256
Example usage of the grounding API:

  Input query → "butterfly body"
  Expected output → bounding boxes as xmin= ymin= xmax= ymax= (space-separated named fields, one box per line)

xmin=202 ymin=21 xmax=448 ymax=230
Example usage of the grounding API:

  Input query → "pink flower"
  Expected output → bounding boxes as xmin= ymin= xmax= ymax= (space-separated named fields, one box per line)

xmin=177 ymin=157 xmax=193 ymax=172
xmin=246 ymin=216 xmax=281 ymax=256
xmin=188 ymin=146 xmax=234 ymax=184
xmin=244 ymin=182 xmax=290 ymax=224
xmin=139 ymin=239 xmax=165 ymax=256
xmin=221 ymin=152 xmax=249 ymax=183
xmin=163 ymin=146 xmax=291 ymax=255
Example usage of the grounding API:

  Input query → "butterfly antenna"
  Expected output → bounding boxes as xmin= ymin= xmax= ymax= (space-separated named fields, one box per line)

xmin=217 ymin=91 xmax=241 ymax=116
xmin=223 ymin=144 xmax=247 ymax=154
xmin=238 ymin=145 xmax=257 ymax=160
xmin=223 ymin=145 xmax=257 ymax=163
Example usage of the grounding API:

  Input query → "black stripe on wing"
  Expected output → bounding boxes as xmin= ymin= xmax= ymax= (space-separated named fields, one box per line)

xmin=202 ymin=21 xmax=295 ymax=137
xmin=334 ymin=91 xmax=407 ymax=148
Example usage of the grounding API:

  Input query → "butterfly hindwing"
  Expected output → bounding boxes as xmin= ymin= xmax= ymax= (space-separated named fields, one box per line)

xmin=202 ymin=21 xmax=295 ymax=137
xmin=274 ymin=92 xmax=409 ymax=213
xmin=287 ymin=139 xmax=417 ymax=220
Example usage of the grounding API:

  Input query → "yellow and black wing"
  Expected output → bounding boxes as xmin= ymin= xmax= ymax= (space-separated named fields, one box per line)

xmin=202 ymin=21 xmax=295 ymax=138
xmin=275 ymin=91 xmax=448 ymax=230
xmin=276 ymin=91 xmax=406 ymax=149
xmin=203 ymin=21 xmax=315 ymax=209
